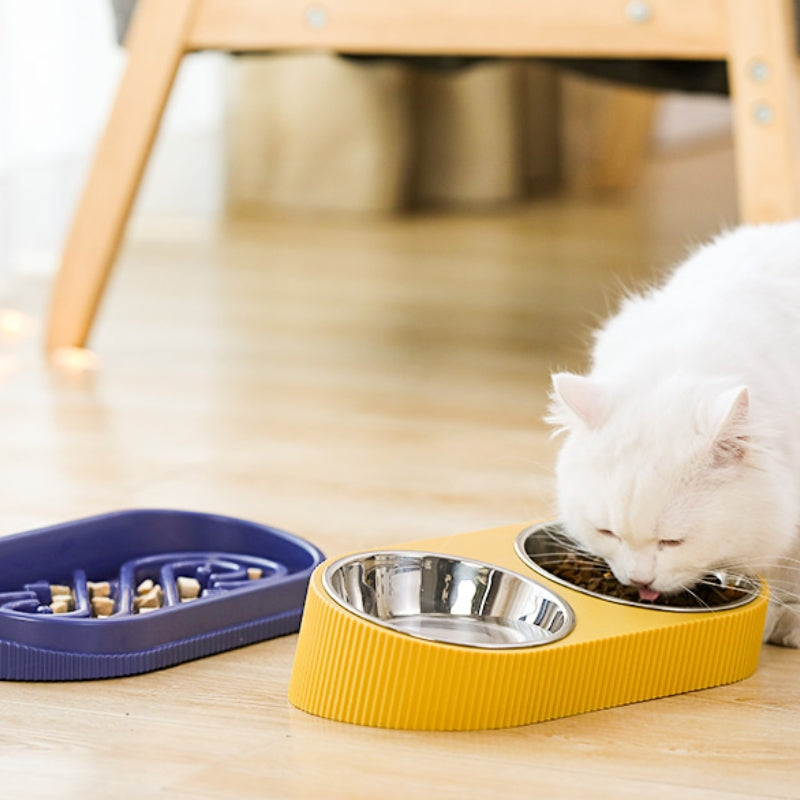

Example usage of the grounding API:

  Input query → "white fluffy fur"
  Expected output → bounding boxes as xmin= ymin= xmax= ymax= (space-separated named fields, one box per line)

xmin=549 ymin=222 xmax=800 ymax=646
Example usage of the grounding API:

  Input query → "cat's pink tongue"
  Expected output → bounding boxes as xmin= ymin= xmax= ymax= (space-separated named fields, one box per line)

xmin=638 ymin=586 xmax=661 ymax=602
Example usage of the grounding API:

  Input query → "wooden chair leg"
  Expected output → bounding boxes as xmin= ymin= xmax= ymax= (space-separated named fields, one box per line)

xmin=45 ymin=0 xmax=198 ymax=351
xmin=727 ymin=0 xmax=800 ymax=224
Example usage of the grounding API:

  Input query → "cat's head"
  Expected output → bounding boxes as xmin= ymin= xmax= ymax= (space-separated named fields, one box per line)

xmin=547 ymin=372 xmax=794 ymax=599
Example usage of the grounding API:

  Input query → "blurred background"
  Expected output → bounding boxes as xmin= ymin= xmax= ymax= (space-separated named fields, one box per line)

xmin=0 ymin=0 xmax=744 ymax=542
xmin=0 ymin=0 xmax=735 ymax=282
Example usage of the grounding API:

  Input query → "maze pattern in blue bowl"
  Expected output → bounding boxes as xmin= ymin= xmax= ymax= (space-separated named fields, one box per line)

xmin=0 ymin=509 xmax=324 ymax=680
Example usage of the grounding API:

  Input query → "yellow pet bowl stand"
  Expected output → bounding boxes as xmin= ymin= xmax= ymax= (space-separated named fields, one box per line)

xmin=288 ymin=522 xmax=767 ymax=731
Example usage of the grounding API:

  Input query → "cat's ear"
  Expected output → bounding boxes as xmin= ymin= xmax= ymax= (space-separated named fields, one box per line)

xmin=547 ymin=372 xmax=607 ymax=432
xmin=711 ymin=385 xmax=749 ymax=466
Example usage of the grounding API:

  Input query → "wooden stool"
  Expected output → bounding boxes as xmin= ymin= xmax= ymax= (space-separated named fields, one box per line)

xmin=46 ymin=0 xmax=800 ymax=350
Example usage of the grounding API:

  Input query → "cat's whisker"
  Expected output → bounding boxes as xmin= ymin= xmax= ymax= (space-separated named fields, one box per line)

xmin=532 ymin=551 xmax=602 ymax=562
xmin=716 ymin=552 xmax=800 ymax=567
xmin=677 ymin=583 xmax=712 ymax=611
xmin=760 ymin=586 xmax=800 ymax=607
xmin=534 ymin=561 xmax=612 ymax=574
xmin=741 ymin=561 xmax=800 ymax=574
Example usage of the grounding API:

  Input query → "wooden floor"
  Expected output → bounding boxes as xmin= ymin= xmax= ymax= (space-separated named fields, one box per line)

xmin=1 ymin=140 xmax=798 ymax=797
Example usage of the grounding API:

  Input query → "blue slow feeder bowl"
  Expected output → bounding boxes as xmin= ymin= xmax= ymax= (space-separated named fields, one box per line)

xmin=0 ymin=509 xmax=324 ymax=680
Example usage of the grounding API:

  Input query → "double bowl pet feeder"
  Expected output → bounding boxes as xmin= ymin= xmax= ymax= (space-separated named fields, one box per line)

xmin=289 ymin=521 xmax=767 ymax=730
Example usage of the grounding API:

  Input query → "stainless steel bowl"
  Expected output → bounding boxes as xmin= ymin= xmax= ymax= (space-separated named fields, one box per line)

xmin=515 ymin=522 xmax=761 ymax=612
xmin=322 ymin=551 xmax=575 ymax=648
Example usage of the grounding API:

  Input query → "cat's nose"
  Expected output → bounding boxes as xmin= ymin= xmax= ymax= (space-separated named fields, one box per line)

xmin=629 ymin=573 xmax=655 ymax=588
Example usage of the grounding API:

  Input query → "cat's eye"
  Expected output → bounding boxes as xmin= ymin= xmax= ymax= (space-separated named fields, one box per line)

xmin=658 ymin=538 xmax=685 ymax=549
xmin=596 ymin=528 xmax=618 ymax=539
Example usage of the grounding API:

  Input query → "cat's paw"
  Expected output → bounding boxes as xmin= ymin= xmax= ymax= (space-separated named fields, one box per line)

xmin=765 ymin=605 xmax=800 ymax=648
xmin=769 ymin=627 xmax=800 ymax=649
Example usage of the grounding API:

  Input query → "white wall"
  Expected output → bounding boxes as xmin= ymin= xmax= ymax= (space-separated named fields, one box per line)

xmin=0 ymin=0 xmax=226 ymax=277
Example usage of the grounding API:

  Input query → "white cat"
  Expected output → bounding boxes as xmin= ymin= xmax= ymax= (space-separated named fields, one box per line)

xmin=548 ymin=222 xmax=800 ymax=646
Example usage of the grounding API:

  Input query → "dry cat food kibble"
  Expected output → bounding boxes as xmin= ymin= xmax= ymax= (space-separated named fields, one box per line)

xmin=13 ymin=560 xmax=275 ymax=620
xmin=177 ymin=576 xmax=201 ymax=601
xmin=541 ymin=550 xmax=751 ymax=608
xmin=87 ymin=580 xmax=111 ymax=597
xmin=91 ymin=596 xmax=115 ymax=617
xmin=134 ymin=579 xmax=163 ymax=613
xmin=88 ymin=581 xmax=115 ymax=617
xmin=50 ymin=584 xmax=74 ymax=614
xmin=518 ymin=525 xmax=761 ymax=610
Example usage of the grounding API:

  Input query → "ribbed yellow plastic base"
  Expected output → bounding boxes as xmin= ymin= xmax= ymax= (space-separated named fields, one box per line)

xmin=288 ymin=523 xmax=768 ymax=731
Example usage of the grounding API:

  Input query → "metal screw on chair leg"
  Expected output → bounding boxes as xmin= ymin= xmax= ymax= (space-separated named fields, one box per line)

xmin=753 ymin=102 xmax=774 ymax=125
xmin=625 ymin=1 xmax=653 ymax=23
xmin=304 ymin=4 xmax=329 ymax=30
xmin=748 ymin=60 xmax=770 ymax=83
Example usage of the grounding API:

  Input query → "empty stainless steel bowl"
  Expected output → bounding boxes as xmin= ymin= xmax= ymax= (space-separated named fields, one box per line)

xmin=322 ymin=551 xmax=575 ymax=648
xmin=516 ymin=522 xmax=761 ymax=612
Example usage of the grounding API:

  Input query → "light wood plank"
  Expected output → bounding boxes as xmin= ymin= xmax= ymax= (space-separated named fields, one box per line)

xmin=188 ymin=0 xmax=730 ymax=57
